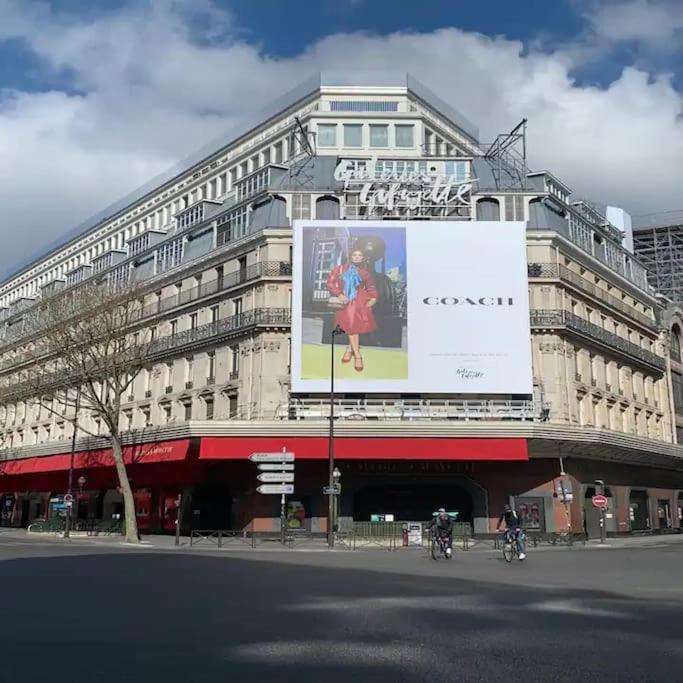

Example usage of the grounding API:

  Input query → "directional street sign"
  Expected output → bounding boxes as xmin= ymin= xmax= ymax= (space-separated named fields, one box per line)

xmin=257 ymin=484 xmax=294 ymax=495
xmin=257 ymin=463 xmax=295 ymax=471
xmin=257 ymin=472 xmax=295 ymax=483
xmin=323 ymin=484 xmax=341 ymax=496
xmin=249 ymin=452 xmax=295 ymax=463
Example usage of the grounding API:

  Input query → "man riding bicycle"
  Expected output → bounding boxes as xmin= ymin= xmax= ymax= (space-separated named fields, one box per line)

xmin=496 ymin=504 xmax=526 ymax=560
xmin=427 ymin=508 xmax=454 ymax=558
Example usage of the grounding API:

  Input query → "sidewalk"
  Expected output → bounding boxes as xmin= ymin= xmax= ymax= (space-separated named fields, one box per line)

xmin=3 ymin=526 xmax=683 ymax=552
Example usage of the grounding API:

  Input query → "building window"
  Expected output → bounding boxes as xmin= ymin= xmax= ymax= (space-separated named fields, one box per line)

xmin=395 ymin=124 xmax=415 ymax=148
xmin=156 ymin=239 xmax=184 ymax=274
xmin=211 ymin=305 xmax=219 ymax=323
xmin=317 ymin=124 xmax=337 ymax=147
xmin=292 ymin=194 xmax=311 ymax=220
xmin=330 ymin=101 xmax=398 ymax=112
xmin=231 ymin=346 xmax=240 ymax=376
xmin=205 ymin=396 xmax=214 ymax=420
xmin=228 ymin=394 xmax=238 ymax=418
xmin=369 ymin=125 xmax=388 ymax=148
xmin=672 ymin=325 xmax=682 ymax=361
xmin=208 ymin=351 xmax=216 ymax=381
xmin=190 ymin=313 xmax=198 ymax=330
xmin=161 ymin=403 xmax=171 ymax=424
xmin=141 ymin=406 xmax=151 ymax=428
xmin=169 ymin=319 xmax=178 ymax=337
xmin=183 ymin=401 xmax=192 ymax=421
xmin=233 ymin=298 xmax=243 ymax=316
xmin=343 ymin=124 xmax=363 ymax=148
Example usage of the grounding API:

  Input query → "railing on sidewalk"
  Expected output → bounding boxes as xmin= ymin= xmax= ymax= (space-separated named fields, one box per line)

xmin=27 ymin=518 xmax=123 ymax=535
xmin=189 ymin=529 xmax=256 ymax=548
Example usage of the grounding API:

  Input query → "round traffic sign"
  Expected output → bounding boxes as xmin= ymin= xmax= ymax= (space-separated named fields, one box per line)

xmin=63 ymin=493 xmax=73 ymax=504
xmin=592 ymin=494 xmax=608 ymax=509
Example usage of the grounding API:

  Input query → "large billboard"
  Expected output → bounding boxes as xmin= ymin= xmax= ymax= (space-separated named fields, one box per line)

xmin=291 ymin=220 xmax=532 ymax=394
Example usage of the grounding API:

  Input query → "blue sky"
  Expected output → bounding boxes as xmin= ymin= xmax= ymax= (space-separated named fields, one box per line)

xmin=0 ymin=0 xmax=681 ymax=279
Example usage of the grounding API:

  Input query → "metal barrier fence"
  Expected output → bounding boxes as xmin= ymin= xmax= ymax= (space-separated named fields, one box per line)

xmin=189 ymin=530 xmax=256 ymax=548
xmin=27 ymin=518 xmax=123 ymax=535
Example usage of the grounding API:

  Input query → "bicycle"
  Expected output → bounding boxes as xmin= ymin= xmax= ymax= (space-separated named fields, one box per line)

xmin=430 ymin=530 xmax=452 ymax=560
xmin=502 ymin=529 xmax=526 ymax=563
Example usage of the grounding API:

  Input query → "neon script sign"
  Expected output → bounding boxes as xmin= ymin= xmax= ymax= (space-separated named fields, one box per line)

xmin=334 ymin=158 xmax=474 ymax=212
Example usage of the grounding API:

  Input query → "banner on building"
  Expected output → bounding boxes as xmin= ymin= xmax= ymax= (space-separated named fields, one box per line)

xmin=291 ymin=220 xmax=532 ymax=394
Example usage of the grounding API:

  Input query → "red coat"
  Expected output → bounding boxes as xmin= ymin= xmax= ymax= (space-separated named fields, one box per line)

xmin=327 ymin=264 xmax=378 ymax=335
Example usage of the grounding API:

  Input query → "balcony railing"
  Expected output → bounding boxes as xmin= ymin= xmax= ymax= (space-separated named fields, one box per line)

xmin=149 ymin=308 xmax=290 ymax=358
xmin=141 ymin=260 xmax=291 ymax=320
xmin=278 ymin=398 xmax=542 ymax=421
xmin=0 ymin=308 xmax=291 ymax=403
xmin=529 ymin=309 xmax=666 ymax=371
xmin=0 ymin=261 xmax=292 ymax=375
xmin=527 ymin=263 xmax=656 ymax=329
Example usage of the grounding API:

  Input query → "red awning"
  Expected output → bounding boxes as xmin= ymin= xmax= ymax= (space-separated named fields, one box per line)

xmin=0 ymin=439 xmax=191 ymax=476
xmin=198 ymin=437 xmax=528 ymax=461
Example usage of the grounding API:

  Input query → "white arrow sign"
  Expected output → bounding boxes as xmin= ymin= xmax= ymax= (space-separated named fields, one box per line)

xmin=257 ymin=463 xmax=295 ymax=471
xmin=257 ymin=472 xmax=295 ymax=483
xmin=249 ymin=452 xmax=295 ymax=463
xmin=257 ymin=484 xmax=294 ymax=495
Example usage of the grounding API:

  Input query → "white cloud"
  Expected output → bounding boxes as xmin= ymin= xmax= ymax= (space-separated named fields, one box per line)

xmin=584 ymin=0 xmax=683 ymax=44
xmin=0 ymin=0 xmax=682 ymax=278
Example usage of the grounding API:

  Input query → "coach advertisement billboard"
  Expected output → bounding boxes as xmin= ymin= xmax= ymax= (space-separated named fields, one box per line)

xmin=291 ymin=220 xmax=532 ymax=394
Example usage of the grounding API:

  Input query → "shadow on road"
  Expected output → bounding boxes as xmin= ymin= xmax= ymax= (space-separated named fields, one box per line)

xmin=0 ymin=551 xmax=681 ymax=682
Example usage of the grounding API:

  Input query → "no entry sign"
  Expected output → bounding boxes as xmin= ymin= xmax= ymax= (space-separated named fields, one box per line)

xmin=592 ymin=495 xmax=608 ymax=509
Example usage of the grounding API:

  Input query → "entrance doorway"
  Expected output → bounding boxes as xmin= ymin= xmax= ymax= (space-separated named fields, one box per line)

xmin=353 ymin=479 xmax=487 ymax=530
xmin=657 ymin=499 xmax=671 ymax=530
xmin=583 ymin=486 xmax=614 ymax=539
xmin=629 ymin=489 xmax=650 ymax=531
xmin=190 ymin=484 xmax=232 ymax=530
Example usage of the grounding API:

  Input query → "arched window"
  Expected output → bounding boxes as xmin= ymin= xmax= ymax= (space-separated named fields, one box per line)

xmin=671 ymin=324 xmax=681 ymax=362
xmin=476 ymin=198 xmax=500 ymax=221
xmin=316 ymin=196 xmax=340 ymax=220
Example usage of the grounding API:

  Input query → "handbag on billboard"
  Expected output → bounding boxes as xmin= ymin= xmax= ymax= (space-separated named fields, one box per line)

xmin=327 ymin=296 xmax=345 ymax=310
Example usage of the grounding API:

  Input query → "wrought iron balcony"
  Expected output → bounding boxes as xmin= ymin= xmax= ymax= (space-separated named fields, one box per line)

xmin=527 ymin=263 xmax=656 ymax=329
xmin=149 ymin=308 xmax=290 ymax=358
xmin=141 ymin=261 xmax=291 ymax=319
xmin=0 ymin=261 xmax=292 ymax=375
xmin=529 ymin=309 xmax=665 ymax=372
xmin=278 ymin=398 xmax=542 ymax=422
xmin=0 ymin=308 xmax=290 ymax=404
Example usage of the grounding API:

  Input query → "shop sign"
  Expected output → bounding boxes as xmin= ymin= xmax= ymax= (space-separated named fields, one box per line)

xmin=334 ymin=158 xmax=473 ymax=212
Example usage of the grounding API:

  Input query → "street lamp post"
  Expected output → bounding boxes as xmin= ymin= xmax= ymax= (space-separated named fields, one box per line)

xmin=595 ymin=478 xmax=607 ymax=544
xmin=64 ymin=392 xmax=81 ymax=539
xmin=328 ymin=324 xmax=344 ymax=548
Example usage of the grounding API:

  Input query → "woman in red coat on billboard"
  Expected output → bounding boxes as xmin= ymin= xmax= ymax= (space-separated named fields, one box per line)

xmin=326 ymin=249 xmax=378 ymax=372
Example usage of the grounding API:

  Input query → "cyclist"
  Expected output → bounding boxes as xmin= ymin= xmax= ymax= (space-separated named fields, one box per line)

xmin=427 ymin=508 xmax=454 ymax=558
xmin=496 ymin=504 xmax=526 ymax=560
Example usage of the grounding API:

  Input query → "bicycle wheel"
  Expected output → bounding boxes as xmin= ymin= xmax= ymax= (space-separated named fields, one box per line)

xmin=502 ymin=542 xmax=514 ymax=563
xmin=430 ymin=538 xmax=440 ymax=560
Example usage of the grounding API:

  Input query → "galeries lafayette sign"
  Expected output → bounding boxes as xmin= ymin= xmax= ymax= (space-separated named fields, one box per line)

xmin=334 ymin=158 xmax=474 ymax=212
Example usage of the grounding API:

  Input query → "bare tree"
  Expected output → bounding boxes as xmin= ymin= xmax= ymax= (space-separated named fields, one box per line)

xmin=9 ymin=279 xmax=156 ymax=543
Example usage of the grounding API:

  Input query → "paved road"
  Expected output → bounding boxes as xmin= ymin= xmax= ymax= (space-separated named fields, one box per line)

xmin=0 ymin=536 xmax=681 ymax=682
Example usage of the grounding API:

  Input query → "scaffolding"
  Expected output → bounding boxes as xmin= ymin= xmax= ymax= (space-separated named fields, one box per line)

xmin=633 ymin=211 xmax=683 ymax=303
xmin=287 ymin=116 xmax=316 ymax=188
xmin=482 ymin=118 xmax=529 ymax=190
